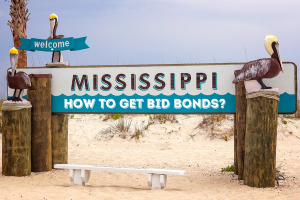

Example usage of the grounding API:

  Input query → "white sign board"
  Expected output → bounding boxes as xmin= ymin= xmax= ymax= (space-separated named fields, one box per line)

xmin=8 ymin=62 xmax=297 ymax=114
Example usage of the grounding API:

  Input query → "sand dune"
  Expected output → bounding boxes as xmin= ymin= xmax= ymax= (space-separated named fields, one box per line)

xmin=0 ymin=114 xmax=300 ymax=200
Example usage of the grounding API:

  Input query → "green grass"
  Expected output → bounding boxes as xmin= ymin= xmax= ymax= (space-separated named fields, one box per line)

xmin=149 ymin=114 xmax=177 ymax=124
xmin=221 ymin=165 xmax=234 ymax=172
xmin=111 ymin=117 xmax=132 ymax=139
xmin=103 ymin=114 xmax=124 ymax=121
xmin=112 ymin=114 xmax=123 ymax=120
xmin=144 ymin=121 xmax=154 ymax=130
xmin=131 ymin=122 xmax=145 ymax=139
xmin=284 ymin=116 xmax=294 ymax=119
xmin=223 ymin=135 xmax=228 ymax=141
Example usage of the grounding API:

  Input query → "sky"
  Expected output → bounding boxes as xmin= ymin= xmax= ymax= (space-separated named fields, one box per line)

xmin=0 ymin=0 xmax=300 ymax=96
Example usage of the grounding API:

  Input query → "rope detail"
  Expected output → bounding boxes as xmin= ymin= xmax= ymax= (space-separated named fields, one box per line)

xmin=246 ymin=91 xmax=280 ymax=101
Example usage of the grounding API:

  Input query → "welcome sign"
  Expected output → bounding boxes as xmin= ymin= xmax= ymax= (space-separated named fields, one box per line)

xmin=8 ymin=63 xmax=297 ymax=114
xmin=18 ymin=37 xmax=89 ymax=52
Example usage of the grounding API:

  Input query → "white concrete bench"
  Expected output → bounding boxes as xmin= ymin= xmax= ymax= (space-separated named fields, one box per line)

xmin=54 ymin=164 xmax=185 ymax=189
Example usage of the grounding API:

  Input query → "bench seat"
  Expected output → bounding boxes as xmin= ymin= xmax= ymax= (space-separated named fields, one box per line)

xmin=54 ymin=164 xmax=185 ymax=189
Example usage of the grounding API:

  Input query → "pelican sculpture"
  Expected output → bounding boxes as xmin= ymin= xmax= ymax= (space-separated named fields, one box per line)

xmin=48 ymin=13 xmax=65 ymax=63
xmin=232 ymin=34 xmax=284 ymax=91
xmin=7 ymin=47 xmax=31 ymax=102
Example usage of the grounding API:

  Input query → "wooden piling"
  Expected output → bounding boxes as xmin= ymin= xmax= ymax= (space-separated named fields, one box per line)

xmin=27 ymin=74 xmax=52 ymax=172
xmin=2 ymin=104 xmax=31 ymax=176
xmin=52 ymin=114 xmax=68 ymax=168
xmin=235 ymin=81 xmax=247 ymax=180
xmin=244 ymin=91 xmax=279 ymax=188
xmin=234 ymin=114 xmax=238 ymax=175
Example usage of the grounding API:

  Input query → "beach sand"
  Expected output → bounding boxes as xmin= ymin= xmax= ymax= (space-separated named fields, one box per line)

xmin=0 ymin=114 xmax=300 ymax=200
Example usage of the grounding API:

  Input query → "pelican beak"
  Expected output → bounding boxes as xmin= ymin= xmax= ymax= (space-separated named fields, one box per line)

xmin=273 ymin=42 xmax=284 ymax=73
xmin=50 ymin=18 xmax=55 ymax=39
xmin=10 ymin=53 xmax=18 ymax=75
xmin=49 ymin=13 xmax=58 ymax=39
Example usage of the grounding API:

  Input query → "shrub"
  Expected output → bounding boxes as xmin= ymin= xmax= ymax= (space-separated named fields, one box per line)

xmin=194 ymin=114 xmax=231 ymax=140
xmin=96 ymin=117 xmax=132 ymax=141
xmin=221 ymin=165 xmax=234 ymax=172
xmin=111 ymin=117 xmax=132 ymax=139
xmin=131 ymin=122 xmax=145 ymax=139
xmin=223 ymin=135 xmax=228 ymax=141
xmin=144 ymin=121 xmax=154 ymax=130
xmin=103 ymin=114 xmax=124 ymax=121
xmin=148 ymin=114 xmax=177 ymax=124
xmin=112 ymin=114 xmax=123 ymax=120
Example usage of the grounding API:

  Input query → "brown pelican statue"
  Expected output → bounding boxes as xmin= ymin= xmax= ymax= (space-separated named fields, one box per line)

xmin=47 ymin=13 xmax=65 ymax=62
xmin=232 ymin=34 xmax=284 ymax=91
xmin=7 ymin=47 xmax=31 ymax=102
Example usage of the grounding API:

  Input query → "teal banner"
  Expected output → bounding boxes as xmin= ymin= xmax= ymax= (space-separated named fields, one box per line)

xmin=18 ymin=37 xmax=89 ymax=52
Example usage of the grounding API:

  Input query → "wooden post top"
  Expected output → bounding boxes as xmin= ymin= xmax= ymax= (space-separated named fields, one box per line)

xmin=1 ymin=100 xmax=32 ymax=111
xmin=246 ymin=90 xmax=280 ymax=101
xmin=29 ymin=74 xmax=52 ymax=78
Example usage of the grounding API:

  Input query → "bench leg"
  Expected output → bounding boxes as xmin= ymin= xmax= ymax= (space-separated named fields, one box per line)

xmin=69 ymin=169 xmax=91 ymax=186
xmin=147 ymin=174 xmax=167 ymax=189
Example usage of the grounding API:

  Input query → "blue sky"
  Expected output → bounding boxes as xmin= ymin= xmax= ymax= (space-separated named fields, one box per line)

xmin=0 ymin=0 xmax=300 ymax=96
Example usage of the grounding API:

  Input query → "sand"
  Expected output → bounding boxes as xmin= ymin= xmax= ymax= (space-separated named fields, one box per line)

xmin=0 ymin=114 xmax=300 ymax=200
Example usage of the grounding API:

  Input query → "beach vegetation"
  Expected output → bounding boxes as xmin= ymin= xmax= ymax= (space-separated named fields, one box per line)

xmin=282 ymin=119 xmax=287 ymax=125
xmin=283 ymin=115 xmax=295 ymax=119
xmin=144 ymin=114 xmax=177 ymax=130
xmin=112 ymin=114 xmax=123 ymax=120
xmin=131 ymin=122 xmax=145 ymax=139
xmin=194 ymin=114 xmax=233 ymax=140
xmin=221 ymin=165 xmax=234 ymax=172
xmin=103 ymin=114 xmax=124 ymax=121
xmin=223 ymin=135 xmax=228 ymax=141
xmin=112 ymin=117 xmax=132 ymax=139
xmin=294 ymin=111 xmax=300 ymax=119
xmin=144 ymin=121 xmax=154 ymax=130
xmin=275 ymin=165 xmax=286 ymax=186
xmin=96 ymin=117 xmax=132 ymax=141
xmin=149 ymin=114 xmax=177 ymax=124
xmin=70 ymin=115 xmax=74 ymax=119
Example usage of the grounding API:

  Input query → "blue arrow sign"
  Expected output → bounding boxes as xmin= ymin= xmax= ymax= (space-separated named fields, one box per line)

xmin=18 ymin=37 xmax=89 ymax=52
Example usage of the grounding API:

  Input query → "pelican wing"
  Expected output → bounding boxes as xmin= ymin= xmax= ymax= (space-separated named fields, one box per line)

xmin=232 ymin=59 xmax=271 ymax=83
xmin=7 ymin=71 xmax=31 ymax=89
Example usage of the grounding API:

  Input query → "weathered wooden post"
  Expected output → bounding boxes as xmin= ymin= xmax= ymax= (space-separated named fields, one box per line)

xmin=1 ymin=102 xmax=32 ymax=176
xmin=234 ymin=114 xmax=238 ymax=175
xmin=27 ymin=74 xmax=52 ymax=172
xmin=244 ymin=90 xmax=279 ymax=187
xmin=235 ymin=81 xmax=247 ymax=180
xmin=51 ymin=114 xmax=68 ymax=168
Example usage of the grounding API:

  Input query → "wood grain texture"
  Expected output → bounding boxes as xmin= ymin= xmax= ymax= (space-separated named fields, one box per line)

xmin=235 ymin=81 xmax=247 ymax=180
xmin=2 ymin=108 xmax=31 ymax=176
xmin=234 ymin=114 xmax=238 ymax=175
xmin=27 ymin=76 xmax=52 ymax=172
xmin=52 ymin=114 xmax=68 ymax=168
xmin=244 ymin=95 xmax=278 ymax=188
